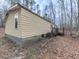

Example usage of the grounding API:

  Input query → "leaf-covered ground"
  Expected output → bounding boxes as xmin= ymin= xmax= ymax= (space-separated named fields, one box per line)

xmin=0 ymin=28 xmax=79 ymax=59
xmin=0 ymin=36 xmax=79 ymax=59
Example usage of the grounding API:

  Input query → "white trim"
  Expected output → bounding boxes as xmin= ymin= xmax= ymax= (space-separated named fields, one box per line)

xmin=8 ymin=4 xmax=18 ymax=11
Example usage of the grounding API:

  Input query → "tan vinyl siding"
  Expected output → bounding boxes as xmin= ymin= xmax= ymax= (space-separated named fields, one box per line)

xmin=5 ymin=10 xmax=22 ymax=38
xmin=21 ymin=8 xmax=52 ymax=38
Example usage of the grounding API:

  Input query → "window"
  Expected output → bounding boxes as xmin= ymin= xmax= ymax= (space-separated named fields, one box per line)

xmin=15 ymin=19 xmax=18 ymax=28
xmin=15 ymin=13 xmax=18 ymax=29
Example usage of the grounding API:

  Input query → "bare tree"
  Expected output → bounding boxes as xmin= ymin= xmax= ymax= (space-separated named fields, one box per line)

xmin=77 ymin=0 xmax=79 ymax=31
xmin=29 ymin=0 xmax=36 ymax=10
xmin=58 ymin=0 xmax=65 ymax=34
xmin=49 ymin=1 xmax=56 ymax=26
xmin=36 ymin=4 xmax=41 ymax=15
xmin=70 ymin=0 xmax=73 ymax=35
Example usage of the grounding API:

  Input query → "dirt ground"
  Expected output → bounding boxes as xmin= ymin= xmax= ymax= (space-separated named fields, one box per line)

xmin=0 ymin=28 xmax=5 ymax=38
xmin=40 ymin=36 xmax=79 ymax=59
xmin=0 ymin=28 xmax=79 ymax=59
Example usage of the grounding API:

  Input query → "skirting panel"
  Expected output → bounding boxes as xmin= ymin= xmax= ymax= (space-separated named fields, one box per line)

xmin=5 ymin=34 xmax=41 ymax=46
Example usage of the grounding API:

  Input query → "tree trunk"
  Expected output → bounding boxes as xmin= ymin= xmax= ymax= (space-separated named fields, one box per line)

xmin=78 ymin=0 xmax=79 ymax=31
xmin=70 ymin=0 xmax=73 ymax=36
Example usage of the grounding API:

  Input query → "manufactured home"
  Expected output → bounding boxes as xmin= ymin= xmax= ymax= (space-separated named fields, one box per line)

xmin=5 ymin=4 xmax=55 ymax=45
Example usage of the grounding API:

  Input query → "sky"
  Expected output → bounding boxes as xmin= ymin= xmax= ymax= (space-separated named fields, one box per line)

xmin=0 ymin=0 xmax=77 ymax=26
xmin=0 ymin=0 xmax=4 ymax=8
xmin=0 ymin=0 xmax=8 ymax=9
xmin=0 ymin=0 xmax=61 ymax=26
xmin=0 ymin=0 xmax=54 ymax=9
xmin=0 ymin=0 xmax=44 ymax=7
xmin=0 ymin=0 xmax=56 ymax=14
xmin=35 ymin=0 xmax=57 ymax=9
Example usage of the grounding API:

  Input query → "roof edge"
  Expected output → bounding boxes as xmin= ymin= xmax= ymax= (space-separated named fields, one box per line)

xmin=17 ymin=3 xmax=54 ymax=24
xmin=6 ymin=3 xmax=56 ymax=26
